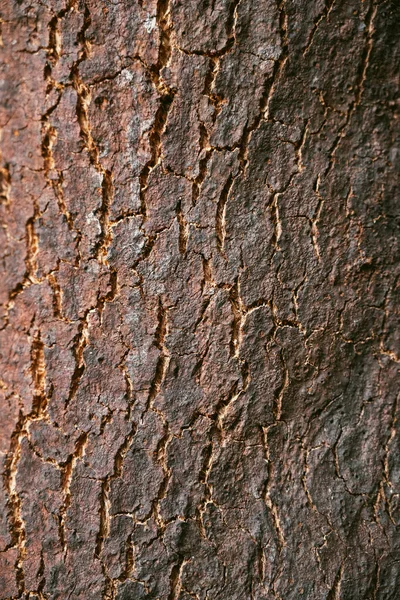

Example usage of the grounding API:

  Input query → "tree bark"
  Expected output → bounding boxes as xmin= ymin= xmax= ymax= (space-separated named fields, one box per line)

xmin=0 ymin=0 xmax=399 ymax=598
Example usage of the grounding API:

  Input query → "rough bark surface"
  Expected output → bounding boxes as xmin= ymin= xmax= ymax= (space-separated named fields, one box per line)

xmin=0 ymin=0 xmax=399 ymax=598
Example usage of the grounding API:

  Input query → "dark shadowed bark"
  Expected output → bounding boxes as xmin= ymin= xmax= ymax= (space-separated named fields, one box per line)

xmin=0 ymin=0 xmax=399 ymax=598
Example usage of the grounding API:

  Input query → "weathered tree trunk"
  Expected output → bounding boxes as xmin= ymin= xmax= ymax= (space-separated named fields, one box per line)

xmin=0 ymin=0 xmax=399 ymax=598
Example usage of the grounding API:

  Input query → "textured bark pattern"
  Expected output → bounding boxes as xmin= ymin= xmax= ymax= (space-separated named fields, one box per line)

xmin=0 ymin=0 xmax=399 ymax=598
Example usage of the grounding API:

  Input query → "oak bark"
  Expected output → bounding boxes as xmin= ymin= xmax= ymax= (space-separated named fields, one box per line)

xmin=0 ymin=0 xmax=399 ymax=599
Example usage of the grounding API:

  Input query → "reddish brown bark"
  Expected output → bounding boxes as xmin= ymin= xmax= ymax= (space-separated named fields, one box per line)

xmin=0 ymin=1 xmax=399 ymax=599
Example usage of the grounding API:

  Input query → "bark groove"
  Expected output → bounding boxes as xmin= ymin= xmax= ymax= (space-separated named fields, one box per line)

xmin=0 ymin=1 xmax=399 ymax=599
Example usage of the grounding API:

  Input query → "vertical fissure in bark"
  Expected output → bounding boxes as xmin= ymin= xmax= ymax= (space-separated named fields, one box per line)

xmin=3 ymin=418 xmax=27 ymax=595
xmin=139 ymin=91 xmax=175 ymax=221
xmin=216 ymin=175 xmax=234 ymax=258
xmin=1 ymin=0 xmax=398 ymax=596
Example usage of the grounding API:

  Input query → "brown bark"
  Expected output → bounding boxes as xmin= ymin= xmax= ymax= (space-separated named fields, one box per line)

xmin=0 ymin=1 xmax=399 ymax=598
